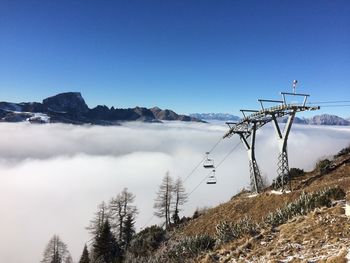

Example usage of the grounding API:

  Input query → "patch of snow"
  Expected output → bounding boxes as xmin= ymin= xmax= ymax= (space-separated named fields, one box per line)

xmin=27 ymin=113 xmax=50 ymax=123
xmin=270 ymin=190 xmax=291 ymax=195
xmin=346 ymin=202 xmax=350 ymax=217
xmin=248 ymin=193 xmax=258 ymax=198
xmin=270 ymin=190 xmax=283 ymax=195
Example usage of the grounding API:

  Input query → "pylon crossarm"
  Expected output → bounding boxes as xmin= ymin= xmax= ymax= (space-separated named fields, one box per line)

xmin=223 ymin=104 xmax=319 ymax=139
xmin=223 ymin=87 xmax=320 ymax=194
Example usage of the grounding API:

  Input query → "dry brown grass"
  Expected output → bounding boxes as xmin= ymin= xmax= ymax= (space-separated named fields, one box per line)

xmin=180 ymin=153 xmax=350 ymax=239
xmin=203 ymin=205 xmax=350 ymax=262
xmin=177 ymin=152 xmax=350 ymax=262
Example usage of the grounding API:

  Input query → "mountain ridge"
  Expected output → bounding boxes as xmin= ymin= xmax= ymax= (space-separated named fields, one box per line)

xmin=0 ymin=92 xmax=202 ymax=124
xmin=191 ymin=112 xmax=350 ymax=126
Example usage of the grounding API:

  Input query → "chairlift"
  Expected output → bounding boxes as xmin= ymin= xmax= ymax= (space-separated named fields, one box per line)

xmin=206 ymin=170 xmax=217 ymax=184
xmin=203 ymin=152 xmax=215 ymax=169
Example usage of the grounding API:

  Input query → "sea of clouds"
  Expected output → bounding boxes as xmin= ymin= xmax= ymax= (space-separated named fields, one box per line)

xmin=0 ymin=121 xmax=349 ymax=263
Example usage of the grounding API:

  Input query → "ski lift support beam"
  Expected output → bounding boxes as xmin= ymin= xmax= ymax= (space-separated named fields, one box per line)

xmin=223 ymin=91 xmax=320 ymax=193
xmin=224 ymin=116 xmax=268 ymax=193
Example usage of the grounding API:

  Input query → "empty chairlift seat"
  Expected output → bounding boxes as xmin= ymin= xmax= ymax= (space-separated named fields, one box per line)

xmin=203 ymin=152 xmax=215 ymax=169
xmin=206 ymin=170 xmax=217 ymax=184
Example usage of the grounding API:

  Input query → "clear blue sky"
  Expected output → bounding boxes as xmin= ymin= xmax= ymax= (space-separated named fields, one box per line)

xmin=0 ymin=0 xmax=349 ymax=117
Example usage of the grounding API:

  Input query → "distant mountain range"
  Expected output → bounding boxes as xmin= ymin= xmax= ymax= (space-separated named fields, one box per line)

xmin=0 ymin=92 xmax=201 ymax=125
xmin=190 ymin=113 xmax=350 ymax=126
xmin=190 ymin=113 xmax=241 ymax=121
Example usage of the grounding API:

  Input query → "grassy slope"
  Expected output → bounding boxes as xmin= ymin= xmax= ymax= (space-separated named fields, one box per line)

xmin=180 ymin=153 xmax=350 ymax=238
xmin=174 ymin=151 xmax=350 ymax=262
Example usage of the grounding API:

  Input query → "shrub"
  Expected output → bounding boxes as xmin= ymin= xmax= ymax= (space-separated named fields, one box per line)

xmin=264 ymin=187 xmax=345 ymax=227
xmin=192 ymin=206 xmax=210 ymax=219
xmin=165 ymin=235 xmax=216 ymax=262
xmin=126 ymin=225 xmax=167 ymax=258
xmin=334 ymin=145 xmax=350 ymax=158
xmin=315 ymin=158 xmax=332 ymax=175
xmin=289 ymin=168 xmax=305 ymax=178
xmin=215 ymin=216 xmax=260 ymax=244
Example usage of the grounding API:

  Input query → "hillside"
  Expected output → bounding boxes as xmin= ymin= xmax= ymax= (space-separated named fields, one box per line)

xmin=181 ymin=151 xmax=350 ymax=238
xmin=129 ymin=145 xmax=350 ymax=263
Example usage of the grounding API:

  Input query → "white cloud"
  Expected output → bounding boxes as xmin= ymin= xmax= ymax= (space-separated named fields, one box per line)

xmin=0 ymin=122 xmax=349 ymax=263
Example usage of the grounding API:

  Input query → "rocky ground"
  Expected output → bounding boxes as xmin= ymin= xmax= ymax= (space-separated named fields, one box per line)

xmin=199 ymin=203 xmax=349 ymax=262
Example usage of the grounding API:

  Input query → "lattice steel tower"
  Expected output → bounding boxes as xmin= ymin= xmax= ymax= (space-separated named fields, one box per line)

xmin=223 ymin=81 xmax=319 ymax=193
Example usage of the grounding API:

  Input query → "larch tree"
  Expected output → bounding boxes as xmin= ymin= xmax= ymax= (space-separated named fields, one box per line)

xmin=109 ymin=188 xmax=137 ymax=245
xmin=40 ymin=235 xmax=71 ymax=263
xmin=86 ymin=201 xmax=109 ymax=239
xmin=172 ymin=177 xmax=188 ymax=225
xmin=154 ymin=172 xmax=173 ymax=229
xmin=78 ymin=244 xmax=90 ymax=263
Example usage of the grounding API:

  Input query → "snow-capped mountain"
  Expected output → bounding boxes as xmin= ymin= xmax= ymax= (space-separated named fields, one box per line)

xmin=308 ymin=114 xmax=350 ymax=125
xmin=191 ymin=112 xmax=350 ymax=126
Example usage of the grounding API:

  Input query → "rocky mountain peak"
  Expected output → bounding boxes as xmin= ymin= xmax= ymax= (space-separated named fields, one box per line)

xmin=42 ymin=92 xmax=89 ymax=113
xmin=309 ymin=114 xmax=350 ymax=125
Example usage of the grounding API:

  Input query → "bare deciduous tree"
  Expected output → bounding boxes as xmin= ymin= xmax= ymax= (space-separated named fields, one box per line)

xmin=172 ymin=177 xmax=188 ymax=225
xmin=40 ymin=235 xmax=71 ymax=263
xmin=154 ymin=172 xmax=173 ymax=228
xmin=109 ymin=188 xmax=137 ymax=245
xmin=86 ymin=201 xmax=109 ymax=239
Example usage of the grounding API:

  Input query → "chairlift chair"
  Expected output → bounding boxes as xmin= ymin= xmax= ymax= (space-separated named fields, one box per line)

xmin=203 ymin=152 xmax=215 ymax=169
xmin=206 ymin=170 xmax=217 ymax=184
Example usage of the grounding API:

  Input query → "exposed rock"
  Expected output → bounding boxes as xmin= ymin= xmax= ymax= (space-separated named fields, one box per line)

xmin=192 ymin=112 xmax=350 ymax=126
xmin=0 ymin=92 xmax=199 ymax=125
xmin=1 ymin=112 xmax=32 ymax=122
xmin=152 ymin=107 xmax=200 ymax=122
xmin=0 ymin=102 xmax=23 ymax=112
xmin=43 ymin=92 xmax=89 ymax=114
xmin=278 ymin=116 xmax=308 ymax=124
xmin=309 ymin=114 xmax=350 ymax=125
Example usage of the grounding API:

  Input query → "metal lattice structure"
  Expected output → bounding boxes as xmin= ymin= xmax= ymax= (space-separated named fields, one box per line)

xmin=223 ymin=85 xmax=320 ymax=193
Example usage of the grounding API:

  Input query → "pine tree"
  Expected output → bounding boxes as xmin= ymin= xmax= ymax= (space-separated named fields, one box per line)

xmin=79 ymin=244 xmax=90 ymax=263
xmin=41 ymin=235 xmax=72 ymax=263
xmin=92 ymin=220 xmax=121 ymax=263
xmin=154 ymin=172 xmax=173 ymax=228
xmin=122 ymin=213 xmax=136 ymax=248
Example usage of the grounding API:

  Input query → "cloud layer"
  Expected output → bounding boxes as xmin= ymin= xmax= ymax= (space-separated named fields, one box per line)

xmin=0 ymin=122 xmax=349 ymax=263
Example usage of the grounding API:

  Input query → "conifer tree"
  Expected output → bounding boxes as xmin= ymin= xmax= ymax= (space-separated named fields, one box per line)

xmin=92 ymin=220 xmax=121 ymax=263
xmin=78 ymin=244 xmax=90 ymax=263
xmin=122 ymin=213 xmax=136 ymax=248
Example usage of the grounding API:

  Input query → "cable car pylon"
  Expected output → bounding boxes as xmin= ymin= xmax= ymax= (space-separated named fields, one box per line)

xmin=223 ymin=81 xmax=320 ymax=194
